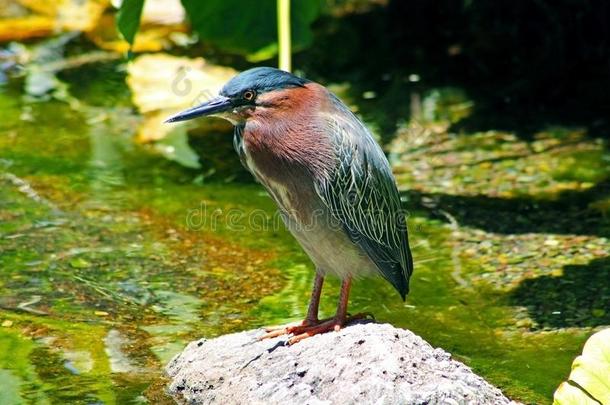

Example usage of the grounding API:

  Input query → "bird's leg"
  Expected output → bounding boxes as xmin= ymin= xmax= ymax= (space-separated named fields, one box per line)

xmin=259 ymin=273 xmax=325 ymax=339
xmin=304 ymin=272 xmax=325 ymax=324
xmin=287 ymin=276 xmax=364 ymax=345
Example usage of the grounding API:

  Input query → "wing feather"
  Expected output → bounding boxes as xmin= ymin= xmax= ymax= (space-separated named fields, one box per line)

xmin=314 ymin=101 xmax=414 ymax=299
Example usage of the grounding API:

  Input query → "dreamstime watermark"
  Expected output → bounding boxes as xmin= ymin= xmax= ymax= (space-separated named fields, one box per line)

xmin=184 ymin=201 xmax=414 ymax=240
xmin=171 ymin=66 xmax=215 ymax=107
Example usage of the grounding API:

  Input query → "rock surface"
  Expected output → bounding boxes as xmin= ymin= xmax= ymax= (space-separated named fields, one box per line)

xmin=166 ymin=322 xmax=518 ymax=404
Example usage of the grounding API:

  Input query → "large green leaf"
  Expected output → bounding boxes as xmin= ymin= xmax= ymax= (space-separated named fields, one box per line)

xmin=554 ymin=328 xmax=610 ymax=405
xmin=117 ymin=0 xmax=145 ymax=46
xmin=180 ymin=0 xmax=323 ymax=60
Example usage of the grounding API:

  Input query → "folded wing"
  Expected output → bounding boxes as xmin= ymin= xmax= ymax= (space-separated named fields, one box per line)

xmin=314 ymin=100 xmax=414 ymax=299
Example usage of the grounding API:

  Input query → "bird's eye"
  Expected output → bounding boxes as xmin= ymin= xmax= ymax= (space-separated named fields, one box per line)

xmin=243 ymin=90 xmax=256 ymax=101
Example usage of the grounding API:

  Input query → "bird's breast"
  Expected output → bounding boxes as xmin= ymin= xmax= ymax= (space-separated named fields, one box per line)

xmin=240 ymin=131 xmax=323 ymax=222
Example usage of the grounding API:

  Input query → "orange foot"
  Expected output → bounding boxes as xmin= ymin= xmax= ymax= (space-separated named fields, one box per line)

xmin=258 ymin=318 xmax=326 ymax=340
xmin=259 ymin=313 xmax=374 ymax=345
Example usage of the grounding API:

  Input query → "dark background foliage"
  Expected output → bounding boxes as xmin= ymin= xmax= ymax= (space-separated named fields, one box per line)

xmin=299 ymin=0 xmax=610 ymax=138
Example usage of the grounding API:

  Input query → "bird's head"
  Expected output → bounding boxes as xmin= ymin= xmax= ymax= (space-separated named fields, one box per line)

xmin=164 ymin=67 xmax=311 ymax=125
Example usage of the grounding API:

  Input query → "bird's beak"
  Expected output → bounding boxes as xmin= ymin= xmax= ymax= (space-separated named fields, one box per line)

xmin=164 ymin=96 xmax=233 ymax=123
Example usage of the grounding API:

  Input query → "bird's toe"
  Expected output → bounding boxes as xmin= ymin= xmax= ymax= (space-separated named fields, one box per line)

xmin=259 ymin=318 xmax=323 ymax=340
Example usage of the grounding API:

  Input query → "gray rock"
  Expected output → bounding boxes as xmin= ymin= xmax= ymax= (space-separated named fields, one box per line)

xmin=166 ymin=322 xmax=518 ymax=405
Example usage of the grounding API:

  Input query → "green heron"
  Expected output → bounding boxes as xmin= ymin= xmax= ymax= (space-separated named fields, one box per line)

xmin=166 ymin=67 xmax=413 ymax=344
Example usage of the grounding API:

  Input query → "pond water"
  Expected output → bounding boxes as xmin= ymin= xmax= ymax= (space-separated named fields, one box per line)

xmin=0 ymin=63 xmax=608 ymax=405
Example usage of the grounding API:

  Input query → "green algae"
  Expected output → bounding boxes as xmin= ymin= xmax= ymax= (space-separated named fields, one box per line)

xmin=0 ymin=328 xmax=49 ymax=405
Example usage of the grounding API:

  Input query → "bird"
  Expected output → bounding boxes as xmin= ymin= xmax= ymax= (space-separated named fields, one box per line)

xmin=165 ymin=67 xmax=413 ymax=344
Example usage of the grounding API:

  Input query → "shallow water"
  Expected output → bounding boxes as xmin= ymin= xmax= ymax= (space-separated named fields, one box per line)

xmin=0 ymin=66 xmax=607 ymax=405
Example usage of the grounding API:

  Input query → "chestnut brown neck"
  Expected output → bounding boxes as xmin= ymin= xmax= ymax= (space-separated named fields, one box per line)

xmin=241 ymin=83 xmax=335 ymax=182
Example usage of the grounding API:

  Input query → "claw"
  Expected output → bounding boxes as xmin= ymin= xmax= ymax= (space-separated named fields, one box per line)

xmin=287 ymin=317 xmax=345 ymax=345
xmin=258 ymin=328 xmax=290 ymax=340
xmin=258 ymin=318 xmax=320 ymax=341
xmin=259 ymin=313 xmax=368 ymax=345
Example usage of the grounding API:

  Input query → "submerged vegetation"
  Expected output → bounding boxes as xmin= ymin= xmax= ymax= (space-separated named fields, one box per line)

xmin=0 ymin=1 xmax=609 ymax=404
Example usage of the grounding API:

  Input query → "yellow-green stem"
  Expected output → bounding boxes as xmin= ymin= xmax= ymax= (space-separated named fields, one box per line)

xmin=277 ymin=0 xmax=291 ymax=72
